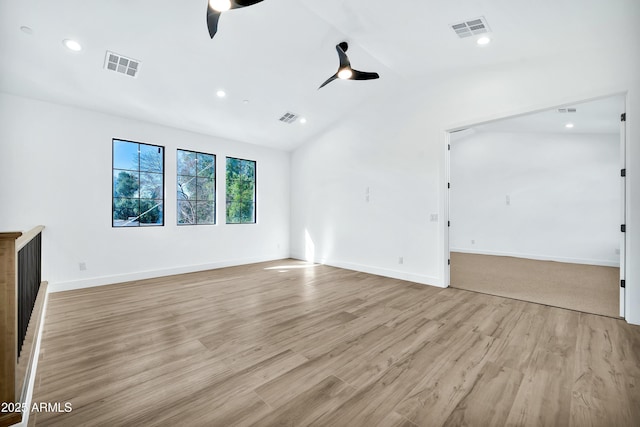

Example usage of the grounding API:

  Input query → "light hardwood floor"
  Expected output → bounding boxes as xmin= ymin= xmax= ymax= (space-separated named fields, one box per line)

xmin=29 ymin=260 xmax=640 ymax=426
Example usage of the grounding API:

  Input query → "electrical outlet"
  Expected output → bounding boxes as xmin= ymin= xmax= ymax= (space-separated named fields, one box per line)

xmin=506 ymin=195 xmax=511 ymax=206
xmin=79 ymin=262 xmax=87 ymax=271
xmin=430 ymin=214 xmax=438 ymax=222
xmin=615 ymin=248 xmax=620 ymax=255
xmin=398 ymin=256 xmax=404 ymax=265
xmin=471 ymin=240 xmax=475 ymax=245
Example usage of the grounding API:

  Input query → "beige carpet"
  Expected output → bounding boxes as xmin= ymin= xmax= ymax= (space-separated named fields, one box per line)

xmin=450 ymin=252 xmax=620 ymax=318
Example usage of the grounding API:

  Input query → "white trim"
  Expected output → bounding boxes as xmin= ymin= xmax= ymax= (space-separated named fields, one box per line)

xmin=291 ymin=254 xmax=443 ymax=288
xmin=620 ymin=101 xmax=627 ymax=317
xmin=443 ymin=131 xmax=451 ymax=288
xmin=623 ymin=91 xmax=634 ymax=324
xmin=450 ymin=248 xmax=620 ymax=267
xmin=48 ymin=256 xmax=285 ymax=293
xmin=444 ymin=88 xmax=631 ymax=321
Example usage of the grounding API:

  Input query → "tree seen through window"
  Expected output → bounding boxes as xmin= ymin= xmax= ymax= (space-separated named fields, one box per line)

xmin=112 ymin=139 xmax=164 ymax=227
xmin=226 ymin=157 xmax=256 ymax=224
xmin=177 ymin=149 xmax=216 ymax=225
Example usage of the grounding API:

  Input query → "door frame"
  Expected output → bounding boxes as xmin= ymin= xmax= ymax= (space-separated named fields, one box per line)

xmin=620 ymin=108 xmax=627 ymax=317
xmin=442 ymin=92 xmax=628 ymax=318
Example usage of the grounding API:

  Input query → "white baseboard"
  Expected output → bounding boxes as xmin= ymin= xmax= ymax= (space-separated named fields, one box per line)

xmin=48 ymin=256 xmax=287 ymax=293
xmin=450 ymin=248 xmax=620 ymax=268
xmin=290 ymin=253 xmax=444 ymax=288
xmin=626 ymin=311 xmax=640 ymax=326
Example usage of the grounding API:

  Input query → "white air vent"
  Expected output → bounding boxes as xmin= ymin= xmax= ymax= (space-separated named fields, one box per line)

xmin=279 ymin=112 xmax=298 ymax=124
xmin=104 ymin=51 xmax=140 ymax=78
xmin=558 ymin=108 xmax=577 ymax=113
xmin=451 ymin=17 xmax=490 ymax=38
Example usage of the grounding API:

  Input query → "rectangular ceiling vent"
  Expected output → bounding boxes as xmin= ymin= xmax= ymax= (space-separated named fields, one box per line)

xmin=558 ymin=108 xmax=577 ymax=113
xmin=104 ymin=51 xmax=140 ymax=78
xmin=279 ymin=112 xmax=298 ymax=124
xmin=451 ymin=17 xmax=490 ymax=38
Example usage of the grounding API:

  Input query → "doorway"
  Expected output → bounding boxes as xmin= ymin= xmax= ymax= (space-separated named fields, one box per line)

xmin=446 ymin=95 xmax=626 ymax=318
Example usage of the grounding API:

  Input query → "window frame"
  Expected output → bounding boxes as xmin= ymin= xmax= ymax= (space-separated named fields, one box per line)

xmin=176 ymin=148 xmax=217 ymax=226
xmin=225 ymin=156 xmax=257 ymax=225
xmin=112 ymin=138 xmax=165 ymax=228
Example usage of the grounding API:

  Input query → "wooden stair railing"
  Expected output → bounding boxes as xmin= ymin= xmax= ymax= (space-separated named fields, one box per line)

xmin=1 ymin=226 xmax=46 ymax=427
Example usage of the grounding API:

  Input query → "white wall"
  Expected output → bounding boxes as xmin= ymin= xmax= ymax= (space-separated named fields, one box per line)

xmin=290 ymin=45 xmax=640 ymax=324
xmin=450 ymin=130 xmax=620 ymax=267
xmin=0 ymin=93 xmax=290 ymax=291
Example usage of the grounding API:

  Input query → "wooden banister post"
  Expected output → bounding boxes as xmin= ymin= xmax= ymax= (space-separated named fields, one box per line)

xmin=0 ymin=232 xmax=22 ymax=427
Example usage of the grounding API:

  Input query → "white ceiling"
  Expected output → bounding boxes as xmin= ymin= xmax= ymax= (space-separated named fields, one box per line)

xmin=470 ymin=95 xmax=626 ymax=135
xmin=0 ymin=0 xmax=634 ymax=150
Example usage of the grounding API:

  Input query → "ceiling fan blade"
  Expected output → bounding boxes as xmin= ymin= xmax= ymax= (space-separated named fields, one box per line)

xmin=351 ymin=70 xmax=380 ymax=81
xmin=207 ymin=8 xmax=221 ymax=38
xmin=233 ymin=0 xmax=264 ymax=7
xmin=207 ymin=0 xmax=264 ymax=38
xmin=336 ymin=44 xmax=351 ymax=69
xmin=318 ymin=74 xmax=339 ymax=89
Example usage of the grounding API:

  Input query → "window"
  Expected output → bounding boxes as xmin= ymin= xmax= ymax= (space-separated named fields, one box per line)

xmin=177 ymin=149 xmax=216 ymax=225
xmin=226 ymin=157 xmax=256 ymax=224
xmin=112 ymin=139 xmax=164 ymax=227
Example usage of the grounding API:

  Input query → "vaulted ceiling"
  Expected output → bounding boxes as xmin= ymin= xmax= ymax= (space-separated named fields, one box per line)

xmin=0 ymin=0 xmax=634 ymax=150
xmin=472 ymin=95 xmax=626 ymax=135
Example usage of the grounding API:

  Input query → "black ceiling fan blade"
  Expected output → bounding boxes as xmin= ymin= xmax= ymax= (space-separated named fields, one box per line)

xmin=320 ymin=42 xmax=378 ymax=89
xmin=207 ymin=0 xmax=265 ymax=38
xmin=318 ymin=74 xmax=339 ymax=89
xmin=207 ymin=8 xmax=221 ymax=38
xmin=336 ymin=44 xmax=351 ymax=69
xmin=233 ymin=0 xmax=264 ymax=7
xmin=351 ymin=70 xmax=380 ymax=81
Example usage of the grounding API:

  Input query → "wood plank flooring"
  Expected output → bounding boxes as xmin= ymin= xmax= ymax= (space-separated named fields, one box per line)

xmin=29 ymin=259 xmax=640 ymax=426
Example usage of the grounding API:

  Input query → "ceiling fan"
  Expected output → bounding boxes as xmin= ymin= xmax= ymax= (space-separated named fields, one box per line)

xmin=207 ymin=0 xmax=265 ymax=39
xmin=319 ymin=42 xmax=380 ymax=89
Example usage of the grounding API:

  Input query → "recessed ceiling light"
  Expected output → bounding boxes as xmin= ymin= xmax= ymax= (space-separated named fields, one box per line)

xmin=476 ymin=36 xmax=491 ymax=45
xmin=209 ymin=0 xmax=231 ymax=12
xmin=63 ymin=39 xmax=82 ymax=52
xmin=565 ymin=123 xmax=575 ymax=129
xmin=337 ymin=68 xmax=353 ymax=80
xmin=20 ymin=26 xmax=33 ymax=35
xmin=300 ymin=118 xmax=307 ymax=124
xmin=242 ymin=99 xmax=250 ymax=104
xmin=216 ymin=90 xmax=226 ymax=98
